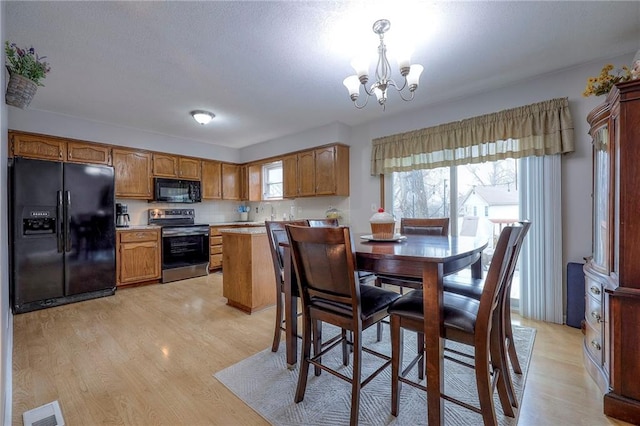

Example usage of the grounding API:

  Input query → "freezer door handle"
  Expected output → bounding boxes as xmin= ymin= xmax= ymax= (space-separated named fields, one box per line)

xmin=57 ymin=190 xmax=64 ymax=253
xmin=64 ymin=191 xmax=72 ymax=252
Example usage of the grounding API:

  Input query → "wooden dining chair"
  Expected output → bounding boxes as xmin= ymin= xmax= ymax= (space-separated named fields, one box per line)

xmin=265 ymin=220 xmax=309 ymax=352
xmin=377 ymin=217 xmax=450 ymax=289
xmin=387 ymin=224 xmax=524 ymax=425
xmin=443 ymin=220 xmax=531 ymax=407
xmin=307 ymin=218 xmax=376 ymax=284
xmin=306 ymin=218 xmax=339 ymax=227
xmin=286 ymin=224 xmax=401 ymax=426
xmin=374 ymin=217 xmax=451 ymax=342
xmin=400 ymin=217 xmax=450 ymax=236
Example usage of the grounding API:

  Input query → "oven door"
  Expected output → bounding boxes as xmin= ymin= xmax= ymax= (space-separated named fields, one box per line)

xmin=162 ymin=227 xmax=209 ymax=270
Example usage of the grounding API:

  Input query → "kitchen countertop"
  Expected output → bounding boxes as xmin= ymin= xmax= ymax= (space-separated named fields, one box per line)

xmin=209 ymin=221 xmax=264 ymax=226
xmin=219 ymin=226 xmax=266 ymax=234
xmin=116 ymin=225 xmax=161 ymax=230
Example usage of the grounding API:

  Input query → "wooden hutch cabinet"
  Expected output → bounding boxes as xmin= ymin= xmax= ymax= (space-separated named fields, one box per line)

xmin=585 ymin=79 xmax=640 ymax=424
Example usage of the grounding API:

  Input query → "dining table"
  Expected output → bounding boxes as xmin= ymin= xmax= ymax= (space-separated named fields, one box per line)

xmin=282 ymin=232 xmax=488 ymax=425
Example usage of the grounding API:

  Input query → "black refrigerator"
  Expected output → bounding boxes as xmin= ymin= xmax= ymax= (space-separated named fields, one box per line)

xmin=9 ymin=157 xmax=116 ymax=314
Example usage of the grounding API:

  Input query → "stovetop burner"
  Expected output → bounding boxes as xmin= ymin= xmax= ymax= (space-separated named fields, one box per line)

xmin=148 ymin=208 xmax=206 ymax=227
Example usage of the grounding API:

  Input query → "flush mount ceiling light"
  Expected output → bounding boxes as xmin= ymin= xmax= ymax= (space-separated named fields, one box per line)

xmin=343 ymin=19 xmax=424 ymax=111
xmin=190 ymin=110 xmax=215 ymax=125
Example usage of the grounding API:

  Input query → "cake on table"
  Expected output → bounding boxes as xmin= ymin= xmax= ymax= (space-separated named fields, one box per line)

xmin=369 ymin=209 xmax=395 ymax=239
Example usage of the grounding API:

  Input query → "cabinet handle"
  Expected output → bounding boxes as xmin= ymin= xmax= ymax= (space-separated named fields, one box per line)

xmin=590 ymin=286 xmax=601 ymax=295
xmin=59 ymin=150 xmax=63 ymax=159
xmin=590 ymin=311 xmax=602 ymax=323
xmin=590 ymin=340 xmax=601 ymax=351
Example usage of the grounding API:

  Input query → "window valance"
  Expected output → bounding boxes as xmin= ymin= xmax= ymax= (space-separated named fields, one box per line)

xmin=370 ymin=97 xmax=574 ymax=175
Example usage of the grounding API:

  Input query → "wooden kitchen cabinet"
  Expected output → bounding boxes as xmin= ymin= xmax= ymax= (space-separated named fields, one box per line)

xmin=247 ymin=163 xmax=262 ymax=201
xmin=116 ymin=228 xmax=161 ymax=286
xmin=113 ymin=148 xmax=153 ymax=199
xmin=297 ymin=150 xmax=316 ymax=197
xmin=283 ymin=154 xmax=297 ymax=198
xmin=179 ymin=157 xmax=201 ymax=180
xmin=209 ymin=226 xmax=224 ymax=270
xmin=239 ymin=164 xmax=248 ymax=200
xmin=222 ymin=163 xmax=241 ymax=200
xmin=202 ymin=160 xmax=222 ymax=199
xmin=153 ymin=153 xmax=179 ymax=177
xmin=67 ymin=141 xmax=111 ymax=165
xmin=315 ymin=144 xmax=349 ymax=196
xmin=10 ymin=131 xmax=66 ymax=161
xmin=153 ymin=154 xmax=201 ymax=180
xmin=221 ymin=229 xmax=276 ymax=313
xmin=283 ymin=144 xmax=349 ymax=198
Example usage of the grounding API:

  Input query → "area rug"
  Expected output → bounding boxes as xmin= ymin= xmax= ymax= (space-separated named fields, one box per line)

xmin=215 ymin=324 xmax=536 ymax=425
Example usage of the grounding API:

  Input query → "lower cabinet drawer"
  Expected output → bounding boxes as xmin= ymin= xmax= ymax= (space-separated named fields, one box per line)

xmin=585 ymin=321 xmax=603 ymax=366
xmin=585 ymin=292 xmax=603 ymax=329
xmin=210 ymin=253 xmax=223 ymax=269
xmin=210 ymin=245 xmax=223 ymax=255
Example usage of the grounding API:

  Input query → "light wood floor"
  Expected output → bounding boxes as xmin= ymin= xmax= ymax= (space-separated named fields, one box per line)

xmin=12 ymin=273 xmax=631 ymax=425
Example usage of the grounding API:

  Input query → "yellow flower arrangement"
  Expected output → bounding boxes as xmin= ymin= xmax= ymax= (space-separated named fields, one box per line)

xmin=583 ymin=64 xmax=632 ymax=97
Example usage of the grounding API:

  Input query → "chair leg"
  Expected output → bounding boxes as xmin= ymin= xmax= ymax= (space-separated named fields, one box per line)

xmin=342 ymin=328 xmax=349 ymax=366
xmin=271 ymin=291 xmax=283 ymax=352
xmin=417 ymin=332 xmax=424 ymax=380
xmin=390 ymin=315 xmax=403 ymax=417
xmin=375 ymin=278 xmax=384 ymax=342
xmin=474 ymin=341 xmax=498 ymax=426
xmin=294 ymin=313 xmax=312 ymax=403
xmin=350 ymin=326 xmax=363 ymax=426
xmin=313 ymin=319 xmax=322 ymax=376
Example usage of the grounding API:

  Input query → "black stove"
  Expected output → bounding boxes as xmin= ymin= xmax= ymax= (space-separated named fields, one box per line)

xmin=148 ymin=208 xmax=207 ymax=228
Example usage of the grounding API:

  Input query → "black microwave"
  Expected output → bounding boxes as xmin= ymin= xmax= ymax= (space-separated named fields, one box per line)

xmin=153 ymin=178 xmax=202 ymax=203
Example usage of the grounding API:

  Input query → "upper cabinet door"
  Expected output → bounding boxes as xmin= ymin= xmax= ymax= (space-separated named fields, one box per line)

xmin=153 ymin=153 xmax=179 ymax=178
xmin=178 ymin=157 xmax=201 ymax=180
xmin=67 ymin=141 xmax=111 ymax=165
xmin=11 ymin=132 xmax=66 ymax=161
xmin=201 ymin=160 xmax=222 ymax=199
xmin=283 ymin=155 xmax=298 ymax=198
xmin=297 ymin=151 xmax=315 ymax=197
xmin=113 ymin=148 xmax=153 ymax=199
xmin=592 ymin=125 xmax=611 ymax=274
xmin=222 ymin=163 xmax=241 ymax=200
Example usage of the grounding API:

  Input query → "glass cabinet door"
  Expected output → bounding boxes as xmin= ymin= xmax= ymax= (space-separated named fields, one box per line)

xmin=592 ymin=125 xmax=610 ymax=273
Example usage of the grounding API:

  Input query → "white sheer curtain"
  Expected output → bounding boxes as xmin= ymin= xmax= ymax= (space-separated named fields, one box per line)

xmin=519 ymin=154 xmax=564 ymax=323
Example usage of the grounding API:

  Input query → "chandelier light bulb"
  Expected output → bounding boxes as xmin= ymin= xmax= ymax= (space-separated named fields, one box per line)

xmin=190 ymin=110 xmax=215 ymax=125
xmin=407 ymin=64 xmax=424 ymax=91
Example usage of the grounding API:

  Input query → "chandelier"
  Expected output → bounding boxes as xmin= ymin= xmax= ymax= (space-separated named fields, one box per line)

xmin=343 ymin=19 xmax=424 ymax=110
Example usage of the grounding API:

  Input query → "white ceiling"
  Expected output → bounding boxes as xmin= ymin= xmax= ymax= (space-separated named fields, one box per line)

xmin=5 ymin=1 xmax=640 ymax=149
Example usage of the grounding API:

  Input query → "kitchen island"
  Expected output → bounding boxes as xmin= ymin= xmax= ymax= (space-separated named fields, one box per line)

xmin=220 ymin=227 xmax=276 ymax=313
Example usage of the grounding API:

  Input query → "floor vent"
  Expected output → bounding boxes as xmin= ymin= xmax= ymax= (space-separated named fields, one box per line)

xmin=22 ymin=400 xmax=64 ymax=426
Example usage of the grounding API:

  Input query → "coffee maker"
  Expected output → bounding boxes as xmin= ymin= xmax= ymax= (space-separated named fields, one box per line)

xmin=116 ymin=203 xmax=130 ymax=228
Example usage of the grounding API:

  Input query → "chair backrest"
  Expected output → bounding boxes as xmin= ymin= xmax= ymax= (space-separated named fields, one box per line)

xmin=286 ymin=224 xmax=360 ymax=316
xmin=500 ymin=220 xmax=531 ymax=302
xmin=459 ymin=216 xmax=480 ymax=237
xmin=400 ymin=218 xmax=450 ymax=236
xmin=476 ymin=224 xmax=524 ymax=331
xmin=307 ymin=218 xmax=339 ymax=227
xmin=265 ymin=220 xmax=308 ymax=286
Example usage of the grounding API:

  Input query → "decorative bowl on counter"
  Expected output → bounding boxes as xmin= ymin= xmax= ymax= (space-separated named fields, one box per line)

xmin=325 ymin=206 xmax=342 ymax=219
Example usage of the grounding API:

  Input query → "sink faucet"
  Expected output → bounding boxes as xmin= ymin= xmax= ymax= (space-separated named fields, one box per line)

xmin=259 ymin=202 xmax=276 ymax=221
